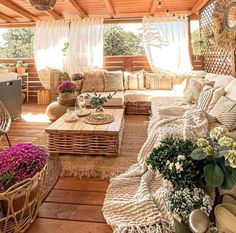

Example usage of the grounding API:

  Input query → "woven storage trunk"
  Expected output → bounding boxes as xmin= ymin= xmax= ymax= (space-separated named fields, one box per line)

xmin=0 ymin=165 xmax=47 ymax=233
xmin=37 ymin=89 xmax=51 ymax=105
xmin=125 ymin=102 xmax=151 ymax=115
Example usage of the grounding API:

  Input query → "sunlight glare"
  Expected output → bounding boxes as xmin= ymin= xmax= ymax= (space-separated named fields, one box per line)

xmin=21 ymin=113 xmax=50 ymax=123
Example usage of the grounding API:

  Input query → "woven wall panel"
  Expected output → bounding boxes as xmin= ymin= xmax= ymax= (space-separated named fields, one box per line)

xmin=200 ymin=0 xmax=236 ymax=76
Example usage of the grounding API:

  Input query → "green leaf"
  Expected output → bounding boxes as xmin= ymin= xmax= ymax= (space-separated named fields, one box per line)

xmin=216 ymin=150 xmax=228 ymax=158
xmin=204 ymin=164 xmax=224 ymax=187
xmin=190 ymin=148 xmax=207 ymax=160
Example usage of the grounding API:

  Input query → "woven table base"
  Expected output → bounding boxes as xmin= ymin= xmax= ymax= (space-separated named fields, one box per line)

xmin=83 ymin=114 xmax=115 ymax=125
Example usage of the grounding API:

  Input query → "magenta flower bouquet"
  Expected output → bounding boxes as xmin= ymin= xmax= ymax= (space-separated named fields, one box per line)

xmin=57 ymin=81 xmax=77 ymax=94
xmin=0 ymin=143 xmax=48 ymax=192
xmin=72 ymin=72 xmax=84 ymax=81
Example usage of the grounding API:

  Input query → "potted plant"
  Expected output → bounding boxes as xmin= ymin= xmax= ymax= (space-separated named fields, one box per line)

xmin=0 ymin=143 xmax=47 ymax=232
xmin=163 ymin=187 xmax=213 ymax=233
xmin=59 ymin=71 xmax=70 ymax=81
xmin=16 ymin=60 xmax=28 ymax=74
xmin=72 ymin=72 xmax=84 ymax=91
xmin=0 ymin=64 xmax=7 ymax=73
xmin=7 ymin=63 xmax=16 ymax=73
xmin=57 ymin=81 xmax=77 ymax=107
xmin=85 ymin=91 xmax=116 ymax=120
xmin=190 ymin=127 xmax=236 ymax=190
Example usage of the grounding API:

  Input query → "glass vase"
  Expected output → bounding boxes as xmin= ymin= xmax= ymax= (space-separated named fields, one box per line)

xmin=93 ymin=106 xmax=105 ymax=120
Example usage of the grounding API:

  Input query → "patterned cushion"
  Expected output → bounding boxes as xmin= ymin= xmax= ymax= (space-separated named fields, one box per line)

xmin=194 ymin=87 xmax=214 ymax=111
xmin=206 ymin=87 xmax=225 ymax=112
xmin=104 ymin=71 xmax=124 ymax=91
xmin=209 ymin=96 xmax=236 ymax=117
xmin=145 ymin=72 xmax=172 ymax=90
xmin=81 ymin=70 xmax=105 ymax=92
xmin=216 ymin=105 xmax=236 ymax=130
xmin=127 ymin=70 xmax=145 ymax=90
xmin=184 ymin=78 xmax=215 ymax=104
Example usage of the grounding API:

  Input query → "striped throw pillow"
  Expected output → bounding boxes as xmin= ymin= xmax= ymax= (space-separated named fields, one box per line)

xmin=216 ymin=104 xmax=236 ymax=130
xmin=194 ymin=87 xmax=214 ymax=111
xmin=209 ymin=96 xmax=236 ymax=117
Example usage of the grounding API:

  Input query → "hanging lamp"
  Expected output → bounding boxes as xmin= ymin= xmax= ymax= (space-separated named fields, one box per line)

xmin=29 ymin=0 xmax=56 ymax=11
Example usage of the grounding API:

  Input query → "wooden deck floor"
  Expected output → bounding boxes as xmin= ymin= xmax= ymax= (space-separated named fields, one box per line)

xmin=1 ymin=104 xmax=112 ymax=233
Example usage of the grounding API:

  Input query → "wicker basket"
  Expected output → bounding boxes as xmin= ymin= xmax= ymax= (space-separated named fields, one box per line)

xmin=0 ymin=165 xmax=47 ymax=233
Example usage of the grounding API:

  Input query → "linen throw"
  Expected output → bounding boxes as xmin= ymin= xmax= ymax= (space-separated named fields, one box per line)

xmin=103 ymin=107 xmax=209 ymax=233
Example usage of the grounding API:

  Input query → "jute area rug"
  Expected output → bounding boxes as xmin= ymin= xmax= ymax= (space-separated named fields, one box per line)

xmin=34 ymin=115 xmax=148 ymax=180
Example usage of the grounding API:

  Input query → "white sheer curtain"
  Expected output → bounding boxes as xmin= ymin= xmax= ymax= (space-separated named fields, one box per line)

xmin=67 ymin=18 xmax=104 ymax=75
xmin=34 ymin=20 xmax=69 ymax=89
xmin=142 ymin=16 xmax=192 ymax=73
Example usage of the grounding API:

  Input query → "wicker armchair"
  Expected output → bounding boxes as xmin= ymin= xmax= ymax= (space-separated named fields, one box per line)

xmin=0 ymin=101 xmax=11 ymax=146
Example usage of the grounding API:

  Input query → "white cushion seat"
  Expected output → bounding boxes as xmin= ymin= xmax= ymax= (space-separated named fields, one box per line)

xmin=81 ymin=91 xmax=124 ymax=107
xmin=124 ymin=90 xmax=184 ymax=103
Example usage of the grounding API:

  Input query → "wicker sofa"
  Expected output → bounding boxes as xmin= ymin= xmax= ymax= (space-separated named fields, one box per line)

xmin=79 ymin=70 xmax=207 ymax=115
xmin=149 ymin=72 xmax=236 ymax=139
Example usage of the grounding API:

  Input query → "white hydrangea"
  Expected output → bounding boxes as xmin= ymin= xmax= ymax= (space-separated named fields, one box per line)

xmin=177 ymin=155 xmax=186 ymax=161
xmin=175 ymin=162 xmax=183 ymax=172
xmin=168 ymin=163 xmax=174 ymax=170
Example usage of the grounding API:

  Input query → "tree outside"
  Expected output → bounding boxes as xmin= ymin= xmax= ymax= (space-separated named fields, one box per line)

xmin=104 ymin=24 xmax=145 ymax=56
xmin=0 ymin=28 xmax=34 ymax=58
xmin=0 ymin=25 xmax=145 ymax=58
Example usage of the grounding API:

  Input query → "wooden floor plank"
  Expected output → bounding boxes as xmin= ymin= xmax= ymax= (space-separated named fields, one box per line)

xmin=28 ymin=218 xmax=112 ymax=233
xmin=45 ymin=189 xmax=105 ymax=206
xmin=38 ymin=202 xmax=106 ymax=223
xmin=55 ymin=178 xmax=109 ymax=192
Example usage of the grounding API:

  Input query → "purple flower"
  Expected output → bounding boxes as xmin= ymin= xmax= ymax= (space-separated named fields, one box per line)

xmin=0 ymin=143 xmax=48 ymax=192
xmin=72 ymin=72 xmax=84 ymax=81
xmin=58 ymin=81 xmax=77 ymax=93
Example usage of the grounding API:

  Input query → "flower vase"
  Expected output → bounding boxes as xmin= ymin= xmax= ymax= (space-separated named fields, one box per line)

xmin=174 ymin=219 xmax=192 ymax=233
xmin=93 ymin=106 xmax=105 ymax=120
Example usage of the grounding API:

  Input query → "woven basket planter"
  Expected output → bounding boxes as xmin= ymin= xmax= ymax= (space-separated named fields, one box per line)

xmin=0 ymin=164 xmax=47 ymax=233
xmin=29 ymin=0 xmax=56 ymax=10
xmin=57 ymin=92 xmax=76 ymax=107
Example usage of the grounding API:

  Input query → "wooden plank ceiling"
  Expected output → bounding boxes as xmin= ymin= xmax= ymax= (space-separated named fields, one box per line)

xmin=0 ymin=0 xmax=209 ymax=24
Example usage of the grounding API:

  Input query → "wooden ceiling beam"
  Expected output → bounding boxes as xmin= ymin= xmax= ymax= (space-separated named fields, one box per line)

xmin=0 ymin=0 xmax=38 ymax=21
xmin=192 ymin=0 xmax=210 ymax=14
xmin=102 ymin=0 xmax=115 ymax=18
xmin=149 ymin=0 xmax=157 ymax=16
xmin=68 ymin=0 xmax=87 ymax=18
xmin=46 ymin=10 xmax=63 ymax=20
xmin=0 ymin=12 xmax=17 ymax=23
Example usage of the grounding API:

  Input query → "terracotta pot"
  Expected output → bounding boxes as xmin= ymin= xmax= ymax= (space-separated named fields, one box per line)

xmin=57 ymin=92 xmax=77 ymax=107
xmin=17 ymin=67 xmax=26 ymax=74
xmin=8 ymin=67 xmax=16 ymax=73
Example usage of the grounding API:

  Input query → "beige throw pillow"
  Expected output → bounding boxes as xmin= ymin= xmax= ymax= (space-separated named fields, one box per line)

xmin=81 ymin=70 xmax=105 ymax=92
xmin=209 ymin=96 xmax=236 ymax=117
xmin=216 ymin=105 xmax=236 ymax=130
xmin=194 ymin=87 xmax=215 ymax=111
xmin=206 ymin=87 xmax=225 ymax=112
xmin=127 ymin=70 xmax=145 ymax=90
xmin=225 ymin=79 xmax=236 ymax=102
xmin=145 ymin=72 xmax=172 ymax=90
xmin=104 ymin=71 xmax=124 ymax=91
xmin=184 ymin=78 xmax=215 ymax=103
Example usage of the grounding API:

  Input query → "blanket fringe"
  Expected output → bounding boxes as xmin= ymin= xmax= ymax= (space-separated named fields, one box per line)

xmin=112 ymin=219 xmax=174 ymax=233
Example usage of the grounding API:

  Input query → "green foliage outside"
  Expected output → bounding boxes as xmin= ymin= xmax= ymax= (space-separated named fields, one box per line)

xmin=191 ymin=29 xmax=201 ymax=56
xmin=0 ymin=28 xmax=34 ymax=58
xmin=104 ymin=25 xmax=145 ymax=56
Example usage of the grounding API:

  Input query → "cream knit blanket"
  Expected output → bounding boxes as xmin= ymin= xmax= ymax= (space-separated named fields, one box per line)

xmin=103 ymin=107 xmax=209 ymax=233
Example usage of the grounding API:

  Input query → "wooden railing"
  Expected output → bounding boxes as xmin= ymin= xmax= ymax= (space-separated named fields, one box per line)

xmin=0 ymin=55 xmax=204 ymax=102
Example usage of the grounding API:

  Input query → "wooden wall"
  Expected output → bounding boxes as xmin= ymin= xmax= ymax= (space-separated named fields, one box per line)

xmin=200 ymin=1 xmax=236 ymax=77
xmin=0 ymin=55 xmax=204 ymax=102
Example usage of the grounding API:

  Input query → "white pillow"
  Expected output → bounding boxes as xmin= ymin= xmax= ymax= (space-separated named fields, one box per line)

xmin=206 ymin=73 xmax=234 ymax=88
xmin=225 ymin=78 xmax=236 ymax=102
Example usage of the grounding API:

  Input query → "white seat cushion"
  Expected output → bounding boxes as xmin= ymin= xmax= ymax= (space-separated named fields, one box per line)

xmin=205 ymin=73 xmax=234 ymax=88
xmin=81 ymin=91 xmax=124 ymax=107
xmin=124 ymin=90 xmax=183 ymax=103
xmin=225 ymin=78 xmax=236 ymax=102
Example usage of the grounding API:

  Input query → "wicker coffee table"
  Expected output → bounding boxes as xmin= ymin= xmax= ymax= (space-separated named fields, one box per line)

xmin=45 ymin=109 xmax=124 ymax=157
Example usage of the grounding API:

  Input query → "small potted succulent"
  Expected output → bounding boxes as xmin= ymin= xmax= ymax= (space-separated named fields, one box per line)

xmin=57 ymin=81 xmax=77 ymax=107
xmin=85 ymin=91 xmax=116 ymax=120
xmin=0 ymin=143 xmax=47 ymax=231
xmin=72 ymin=72 xmax=84 ymax=91
xmin=16 ymin=60 xmax=28 ymax=74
